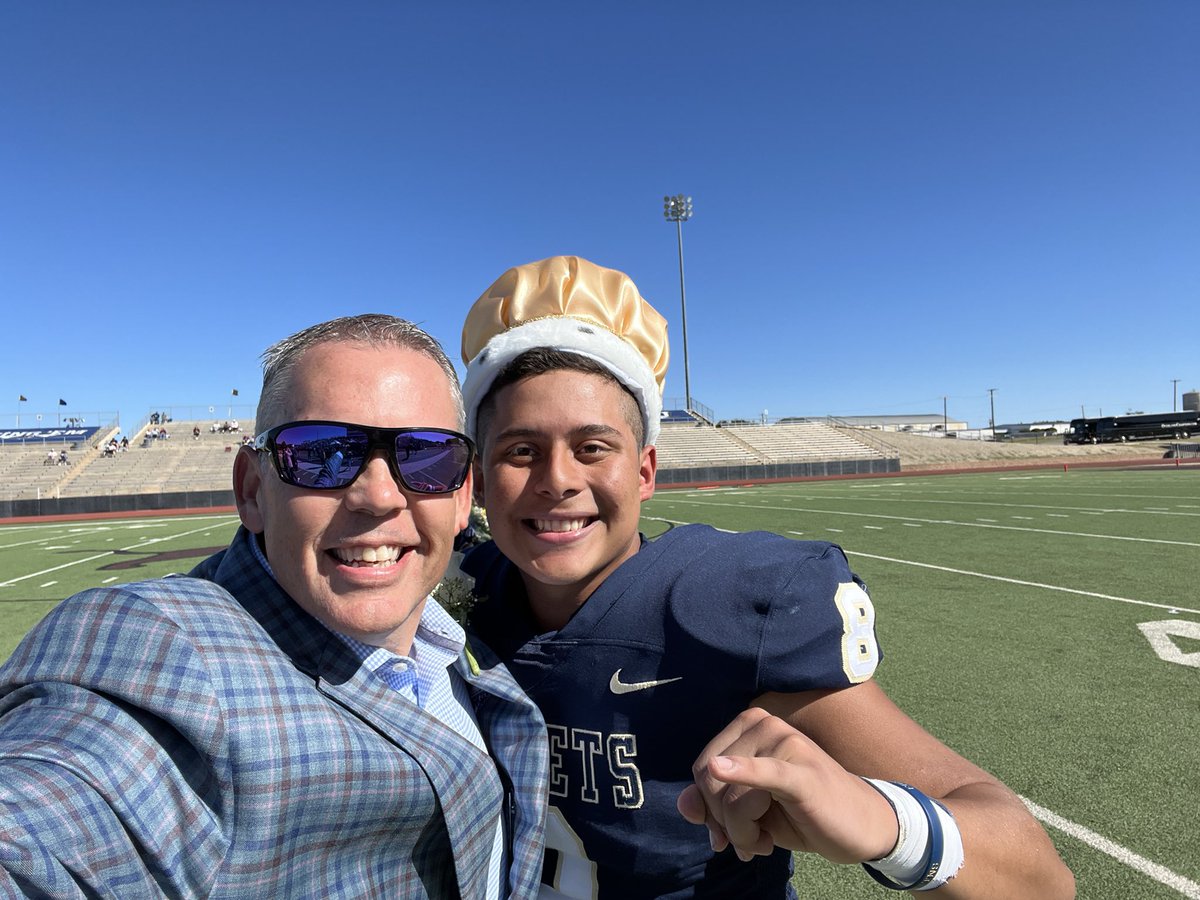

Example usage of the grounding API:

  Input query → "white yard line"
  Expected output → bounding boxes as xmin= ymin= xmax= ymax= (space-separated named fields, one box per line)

xmin=1022 ymin=797 xmax=1200 ymax=899
xmin=0 ymin=522 xmax=234 ymax=587
xmin=664 ymin=498 xmax=1200 ymax=547
xmin=844 ymin=551 xmax=1200 ymax=614
xmin=645 ymin=505 xmax=1200 ymax=891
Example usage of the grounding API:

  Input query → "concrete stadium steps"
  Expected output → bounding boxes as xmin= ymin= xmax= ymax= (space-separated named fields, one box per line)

xmin=0 ymin=445 xmax=84 ymax=500
xmin=59 ymin=420 xmax=253 ymax=497
xmin=653 ymin=421 xmax=885 ymax=469
xmin=653 ymin=423 xmax=765 ymax=468
xmin=724 ymin=422 xmax=885 ymax=462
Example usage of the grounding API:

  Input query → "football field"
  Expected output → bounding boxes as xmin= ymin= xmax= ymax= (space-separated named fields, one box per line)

xmin=0 ymin=465 xmax=1196 ymax=898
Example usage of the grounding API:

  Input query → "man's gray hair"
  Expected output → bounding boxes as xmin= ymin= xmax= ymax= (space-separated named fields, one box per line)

xmin=256 ymin=314 xmax=464 ymax=432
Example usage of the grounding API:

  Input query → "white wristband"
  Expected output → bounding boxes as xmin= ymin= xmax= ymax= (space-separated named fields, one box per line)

xmin=861 ymin=778 xmax=965 ymax=892
xmin=863 ymin=778 xmax=931 ymax=883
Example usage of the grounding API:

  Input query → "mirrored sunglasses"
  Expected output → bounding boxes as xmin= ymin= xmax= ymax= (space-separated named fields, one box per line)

xmin=253 ymin=420 xmax=474 ymax=494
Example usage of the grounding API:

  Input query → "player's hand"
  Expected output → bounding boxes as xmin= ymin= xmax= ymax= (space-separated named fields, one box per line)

xmin=676 ymin=708 xmax=897 ymax=864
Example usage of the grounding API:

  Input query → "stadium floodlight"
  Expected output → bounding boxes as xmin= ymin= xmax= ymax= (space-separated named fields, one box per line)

xmin=663 ymin=194 xmax=694 ymax=413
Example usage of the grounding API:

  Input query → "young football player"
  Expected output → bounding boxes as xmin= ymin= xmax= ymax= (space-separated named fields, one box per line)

xmin=458 ymin=256 xmax=1074 ymax=899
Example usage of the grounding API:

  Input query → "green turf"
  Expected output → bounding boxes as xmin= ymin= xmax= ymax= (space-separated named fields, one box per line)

xmin=0 ymin=467 xmax=1196 ymax=898
xmin=0 ymin=513 xmax=241 ymax=659
xmin=645 ymin=469 xmax=1199 ymax=899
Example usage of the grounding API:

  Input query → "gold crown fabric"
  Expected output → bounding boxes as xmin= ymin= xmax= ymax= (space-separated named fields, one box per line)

xmin=461 ymin=256 xmax=669 ymax=391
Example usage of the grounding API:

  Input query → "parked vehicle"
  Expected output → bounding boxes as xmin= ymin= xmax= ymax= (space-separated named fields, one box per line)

xmin=1064 ymin=412 xmax=1200 ymax=444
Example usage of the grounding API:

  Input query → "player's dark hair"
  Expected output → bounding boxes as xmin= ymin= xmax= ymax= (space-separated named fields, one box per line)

xmin=476 ymin=348 xmax=646 ymax=450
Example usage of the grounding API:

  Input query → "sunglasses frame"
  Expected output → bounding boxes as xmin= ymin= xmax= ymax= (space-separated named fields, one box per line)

xmin=252 ymin=420 xmax=475 ymax=494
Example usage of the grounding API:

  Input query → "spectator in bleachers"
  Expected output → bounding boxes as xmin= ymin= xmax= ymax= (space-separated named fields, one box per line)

xmin=193 ymin=426 xmax=201 ymax=440
xmin=120 ymin=436 xmax=129 ymax=451
xmin=44 ymin=450 xmax=56 ymax=466
xmin=57 ymin=449 xmax=68 ymax=466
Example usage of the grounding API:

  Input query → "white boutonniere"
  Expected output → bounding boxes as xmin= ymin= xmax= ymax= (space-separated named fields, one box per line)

xmin=434 ymin=551 xmax=482 ymax=628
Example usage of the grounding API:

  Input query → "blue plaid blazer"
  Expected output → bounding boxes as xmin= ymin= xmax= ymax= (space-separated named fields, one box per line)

xmin=0 ymin=527 xmax=548 ymax=898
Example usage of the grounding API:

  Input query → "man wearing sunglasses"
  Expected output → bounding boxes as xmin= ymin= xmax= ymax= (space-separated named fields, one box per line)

xmin=0 ymin=315 xmax=547 ymax=898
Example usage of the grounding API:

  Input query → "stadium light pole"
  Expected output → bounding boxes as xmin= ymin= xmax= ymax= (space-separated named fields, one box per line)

xmin=988 ymin=387 xmax=997 ymax=440
xmin=1172 ymin=378 xmax=1180 ymax=412
xmin=663 ymin=194 xmax=694 ymax=413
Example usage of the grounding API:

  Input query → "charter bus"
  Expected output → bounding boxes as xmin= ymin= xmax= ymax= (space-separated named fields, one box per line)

xmin=1064 ymin=412 xmax=1200 ymax=444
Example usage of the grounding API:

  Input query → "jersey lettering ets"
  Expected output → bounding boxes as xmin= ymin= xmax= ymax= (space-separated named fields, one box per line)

xmin=464 ymin=524 xmax=882 ymax=900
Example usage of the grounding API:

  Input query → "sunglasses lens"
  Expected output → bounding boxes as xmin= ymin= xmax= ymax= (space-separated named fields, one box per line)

xmin=395 ymin=431 xmax=472 ymax=493
xmin=271 ymin=424 xmax=368 ymax=489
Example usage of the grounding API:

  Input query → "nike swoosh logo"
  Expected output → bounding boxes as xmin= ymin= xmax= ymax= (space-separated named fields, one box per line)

xmin=609 ymin=669 xmax=684 ymax=695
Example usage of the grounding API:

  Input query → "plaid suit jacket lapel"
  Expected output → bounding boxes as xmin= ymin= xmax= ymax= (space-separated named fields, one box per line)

xmin=195 ymin=528 xmax=528 ymax=898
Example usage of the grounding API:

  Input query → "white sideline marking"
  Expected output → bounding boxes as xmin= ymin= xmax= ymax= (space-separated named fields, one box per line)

xmin=101 ymin=577 xmax=118 ymax=584
xmin=845 ymin=551 xmax=1200 ymax=615
xmin=39 ymin=581 xmax=57 ymax=588
xmin=0 ymin=522 xmax=235 ymax=587
xmin=1022 ymin=796 xmax=1200 ymax=898
xmin=643 ymin=505 xmax=1200 ymax=890
xmin=665 ymin=498 xmax=1200 ymax=547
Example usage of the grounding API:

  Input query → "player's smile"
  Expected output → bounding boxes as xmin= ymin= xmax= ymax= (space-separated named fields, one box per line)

xmin=526 ymin=517 xmax=597 ymax=537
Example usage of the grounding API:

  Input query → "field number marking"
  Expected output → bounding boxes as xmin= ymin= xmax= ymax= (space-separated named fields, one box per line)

xmin=1138 ymin=620 xmax=1200 ymax=669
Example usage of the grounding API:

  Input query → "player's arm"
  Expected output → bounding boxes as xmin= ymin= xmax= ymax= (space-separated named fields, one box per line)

xmin=680 ymin=686 xmax=1074 ymax=898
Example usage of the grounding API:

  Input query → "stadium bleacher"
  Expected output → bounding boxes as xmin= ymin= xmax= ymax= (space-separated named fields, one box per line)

xmin=64 ymin=420 xmax=254 ymax=498
xmin=723 ymin=422 xmax=886 ymax=463
xmin=2 ymin=412 xmax=886 ymax=502
xmin=0 ymin=421 xmax=253 ymax=502
xmin=653 ymin=420 xmax=883 ymax=469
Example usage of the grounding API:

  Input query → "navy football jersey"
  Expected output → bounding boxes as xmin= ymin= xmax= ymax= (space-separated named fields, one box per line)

xmin=464 ymin=524 xmax=881 ymax=900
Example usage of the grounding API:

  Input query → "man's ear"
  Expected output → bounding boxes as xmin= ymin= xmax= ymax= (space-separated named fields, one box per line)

xmin=456 ymin=467 xmax=475 ymax=534
xmin=638 ymin=445 xmax=657 ymax=502
xmin=233 ymin=446 xmax=267 ymax=534
xmin=470 ymin=458 xmax=486 ymax=508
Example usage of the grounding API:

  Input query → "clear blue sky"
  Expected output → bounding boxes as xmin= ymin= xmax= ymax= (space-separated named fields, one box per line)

xmin=3 ymin=2 xmax=1197 ymax=433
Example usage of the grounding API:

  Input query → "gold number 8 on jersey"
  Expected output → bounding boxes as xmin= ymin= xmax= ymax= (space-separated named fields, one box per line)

xmin=835 ymin=581 xmax=880 ymax=683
